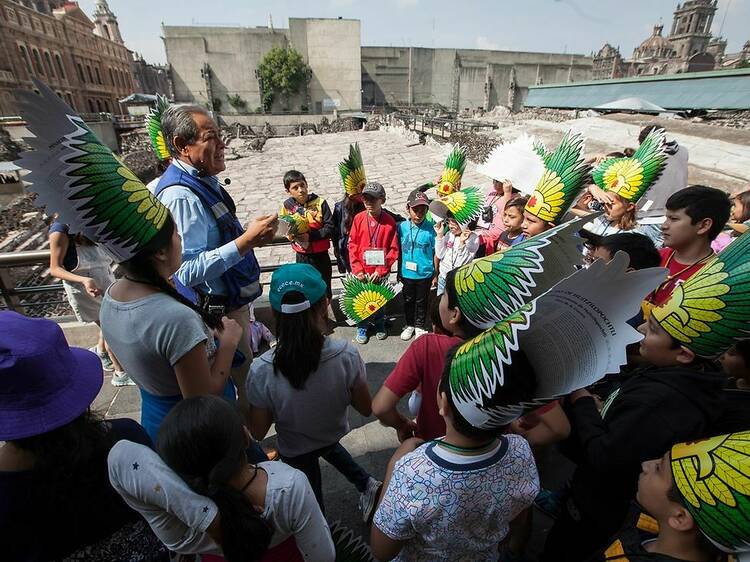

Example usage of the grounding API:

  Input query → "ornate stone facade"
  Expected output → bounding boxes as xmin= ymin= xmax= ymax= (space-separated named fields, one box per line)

xmin=592 ymin=0 xmax=749 ymax=79
xmin=0 ymin=0 xmax=135 ymax=116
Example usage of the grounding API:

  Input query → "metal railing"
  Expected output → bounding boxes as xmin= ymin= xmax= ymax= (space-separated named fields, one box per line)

xmin=393 ymin=113 xmax=498 ymax=138
xmin=0 ymin=239 xmax=343 ymax=316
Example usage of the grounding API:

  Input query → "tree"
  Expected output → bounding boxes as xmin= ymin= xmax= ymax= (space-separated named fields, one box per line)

xmin=257 ymin=47 xmax=310 ymax=112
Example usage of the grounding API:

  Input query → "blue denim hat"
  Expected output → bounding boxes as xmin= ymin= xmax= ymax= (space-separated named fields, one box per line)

xmin=270 ymin=263 xmax=328 ymax=313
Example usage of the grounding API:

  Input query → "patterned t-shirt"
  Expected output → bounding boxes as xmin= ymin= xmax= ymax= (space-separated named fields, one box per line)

xmin=373 ymin=435 xmax=539 ymax=562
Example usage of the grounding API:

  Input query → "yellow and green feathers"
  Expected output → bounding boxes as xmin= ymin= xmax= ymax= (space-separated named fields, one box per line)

xmin=438 ymin=144 xmax=467 ymax=196
xmin=15 ymin=79 xmax=169 ymax=262
xmin=339 ymin=274 xmax=398 ymax=325
xmin=525 ymin=131 xmax=589 ymax=224
xmin=671 ymin=431 xmax=750 ymax=553
xmin=146 ymin=94 xmax=171 ymax=161
xmin=339 ymin=143 xmax=367 ymax=198
xmin=592 ymin=128 xmax=667 ymax=204
xmin=652 ymin=229 xmax=750 ymax=358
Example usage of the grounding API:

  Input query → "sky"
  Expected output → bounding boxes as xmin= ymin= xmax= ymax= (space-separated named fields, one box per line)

xmin=78 ymin=0 xmax=750 ymax=65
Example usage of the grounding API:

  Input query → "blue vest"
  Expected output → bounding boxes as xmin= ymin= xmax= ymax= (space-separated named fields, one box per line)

xmin=155 ymin=164 xmax=262 ymax=308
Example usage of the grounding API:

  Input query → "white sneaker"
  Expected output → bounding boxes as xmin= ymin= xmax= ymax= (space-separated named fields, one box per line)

xmin=359 ymin=477 xmax=383 ymax=523
xmin=414 ymin=327 xmax=428 ymax=339
xmin=111 ymin=372 xmax=136 ymax=387
xmin=400 ymin=326 xmax=415 ymax=340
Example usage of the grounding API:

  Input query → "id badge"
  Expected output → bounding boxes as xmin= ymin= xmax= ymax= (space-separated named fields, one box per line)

xmin=405 ymin=261 xmax=418 ymax=272
xmin=364 ymin=248 xmax=385 ymax=266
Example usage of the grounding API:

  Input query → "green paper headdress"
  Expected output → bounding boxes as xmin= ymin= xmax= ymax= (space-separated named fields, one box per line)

xmin=449 ymin=251 xmax=666 ymax=429
xmin=437 ymin=144 xmax=467 ymax=196
xmin=670 ymin=431 xmax=750 ymax=554
xmin=329 ymin=520 xmax=376 ymax=561
xmin=339 ymin=143 xmax=367 ymax=198
xmin=452 ymin=216 xmax=593 ymax=329
xmin=428 ymin=185 xmax=483 ymax=226
xmin=15 ymin=79 xmax=169 ymax=262
xmin=651 ymin=229 xmax=750 ymax=358
xmin=146 ymin=94 xmax=171 ymax=161
xmin=339 ymin=274 xmax=400 ymax=325
xmin=524 ymin=131 xmax=590 ymax=225
xmin=592 ymin=128 xmax=667 ymax=204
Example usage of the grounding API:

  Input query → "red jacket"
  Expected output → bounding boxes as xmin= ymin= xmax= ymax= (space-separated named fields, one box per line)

xmin=348 ymin=210 xmax=399 ymax=277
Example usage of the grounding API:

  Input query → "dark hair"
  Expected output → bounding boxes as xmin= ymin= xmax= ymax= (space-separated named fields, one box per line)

xmin=157 ymin=396 xmax=272 ymax=562
xmin=665 ymin=185 xmax=731 ymax=241
xmin=505 ymin=196 xmax=528 ymax=212
xmin=272 ymin=291 xmax=327 ymax=390
xmin=343 ymin=196 xmax=365 ymax=233
xmin=666 ymin=478 xmax=720 ymax=558
xmin=734 ymin=190 xmax=750 ymax=223
xmin=12 ymin=410 xmax=113 ymax=531
xmin=606 ymin=151 xmax=626 ymax=158
xmin=430 ymin=297 xmax=449 ymax=335
xmin=438 ymin=346 xmax=536 ymax=441
xmin=283 ymin=170 xmax=306 ymax=191
xmin=639 ymin=124 xmax=665 ymax=144
xmin=119 ymin=216 xmax=222 ymax=330
xmin=734 ymin=340 xmax=750 ymax=366
xmin=597 ymin=232 xmax=661 ymax=270
xmin=444 ymin=269 xmax=483 ymax=339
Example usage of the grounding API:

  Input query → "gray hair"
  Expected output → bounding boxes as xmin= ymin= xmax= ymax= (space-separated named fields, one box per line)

xmin=160 ymin=104 xmax=210 ymax=157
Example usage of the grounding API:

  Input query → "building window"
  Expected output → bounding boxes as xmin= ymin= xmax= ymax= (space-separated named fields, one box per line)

xmin=95 ymin=67 xmax=102 ymax=84
xmin=5 ymin=7 xmax=17 ymax=23
xmin=104 ymin=100 xmax=111 ymax=113
xmin=65 ymin=93 xmax=74 ymax=109
xmin=108 ymin=67 xmax=114 ymax=85
xmin=32 ymin=17 xmax=43 ymax=32
xmin=86 ymin=65 xmax=93 ymax=82
xmin=87 ymin=99 xmax=95 ymax=112
xmin=18 ymin=45 xmax=33 ymax=75
xmin=96 ymin=99 xmax=103 ymax=112
xmin=31 ymin=48 xmax=44 ymax=75
xmin=19 ymin=13 xmax=30 ymax=27
xmin=77 ymin=62 xmax=85 ymax=82
xmin=43 ymin=51 xmax=55 ymax=78
xmin=44 ymin=22 xmax=53 ymax=36
xmin=55 ymin=54 xmax=66 ymax=80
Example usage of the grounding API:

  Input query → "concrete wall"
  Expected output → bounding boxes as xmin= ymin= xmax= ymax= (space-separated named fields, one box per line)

xmin=163 ymin=25 xmax=288 ymax=111
xmin=361 ymin=46 xmax=593 ymax=110
xmin=289 ymin=18 xmax=362 ymax=112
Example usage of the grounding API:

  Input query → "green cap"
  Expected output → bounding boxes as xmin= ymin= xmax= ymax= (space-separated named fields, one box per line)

xmin=270 ymin=264 xmax=327 ymax=313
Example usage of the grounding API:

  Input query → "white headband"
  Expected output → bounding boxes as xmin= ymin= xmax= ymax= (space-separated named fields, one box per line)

xmin=280 ymin=300 xmax=311 ymax=314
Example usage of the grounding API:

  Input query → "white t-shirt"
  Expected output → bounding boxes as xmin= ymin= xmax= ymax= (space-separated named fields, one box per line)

xmin=373 ymin=436 xmax=539 ymax=562
xmin=107 ymin=440 xmax=335 ymax=561
xmin=435 ymin=231 xmax=480 ymax=279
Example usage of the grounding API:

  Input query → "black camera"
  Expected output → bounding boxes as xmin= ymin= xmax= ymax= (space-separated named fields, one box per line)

xmin=481 ymin=206 xmax=494 ymax=223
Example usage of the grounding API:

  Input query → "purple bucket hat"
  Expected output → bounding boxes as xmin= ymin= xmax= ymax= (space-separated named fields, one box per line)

xmin=0 ymin=311 xmax=103 ymax=440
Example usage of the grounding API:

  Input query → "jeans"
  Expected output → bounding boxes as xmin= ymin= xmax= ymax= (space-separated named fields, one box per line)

xmin=281 ymin=442 xmax=371 ymax=513
xmin=357 ymin=308 xmax=385 ymax=332
xmin=402 ymin=277 xmax=431 ymax=328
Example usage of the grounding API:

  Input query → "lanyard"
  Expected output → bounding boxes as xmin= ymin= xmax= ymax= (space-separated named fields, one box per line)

xmin=648 ymin=249 xmax=713 ymax=301
xmin=367 ymin=213 xmax=382 ymax=247
xmin=407 ymin=222 xmax=421 ymax=255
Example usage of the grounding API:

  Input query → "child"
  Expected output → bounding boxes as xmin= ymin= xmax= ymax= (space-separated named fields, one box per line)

xmin=48 ymin=219 xmax=133 ymax=387
xmin=497 ymin=195 xmax=528 ymax=249
xmin=435 ymin=215 xmax=479 ymax=296
xmin=371 ymin=363 xmax=540 ymax=562
xmin=522 ymin=130 xmax=590 ymax=239
xmin=720 ymin=340 xmax=750 ymax=389
xmin=246 ymin=263 xmax=381 ymax=521
xmin=545 ymin=231 xmax=750 ymax=561
xmin=398 ymin=189 xmax=437 ymax=341
xmin=643 ymin=185 xmax=731 ymax=312
xmin=588 ymin=232 xmax=662 ymax=272
xmin=593 ymin=431 xmax=750 ymax=561
xmin=279 ymin=170 xmax=334 ymax=298
xmin=348 ymin=182 xmax=400 ymax=343
xmin=372 ymin=268 xmax=484 ymax=442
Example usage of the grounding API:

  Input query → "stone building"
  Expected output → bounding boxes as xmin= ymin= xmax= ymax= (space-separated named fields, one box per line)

xmin=593 ymin=0 xmax=750 ymax=78
xmin=163 ymin=18 xmax=362 ymax=114
xmin=0 ymin=0 xmax=136 ymax=116
xmin=131 ymin=52 xmax=171 ymax=97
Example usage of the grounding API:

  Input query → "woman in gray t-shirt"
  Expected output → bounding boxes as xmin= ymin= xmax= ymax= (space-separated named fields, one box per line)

xmin=100 ymin=216 xmax=242 ymax=442
xmin=247 ymin=263 xmax=381 ymax=522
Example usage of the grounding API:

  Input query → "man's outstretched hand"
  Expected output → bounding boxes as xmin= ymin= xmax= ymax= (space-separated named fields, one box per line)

xmin=243 ymin=214 xmax=279 ymax=248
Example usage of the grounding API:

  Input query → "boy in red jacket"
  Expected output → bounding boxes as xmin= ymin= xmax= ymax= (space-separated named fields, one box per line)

xmin=349 ymin=182 xmax=400 ymax=344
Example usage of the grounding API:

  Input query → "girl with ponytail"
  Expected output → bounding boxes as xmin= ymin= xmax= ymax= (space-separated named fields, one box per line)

xmin=100 ymin=216 xmax=242 ymax=441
